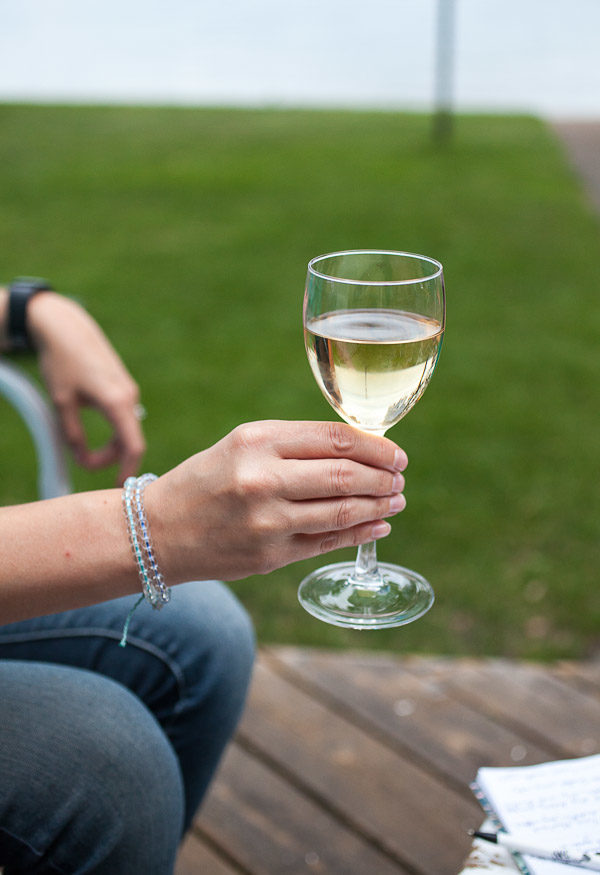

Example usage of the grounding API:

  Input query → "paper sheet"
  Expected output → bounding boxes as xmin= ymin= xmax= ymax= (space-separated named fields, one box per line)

xmin=474 ymin=754 xmax=600 ymax=874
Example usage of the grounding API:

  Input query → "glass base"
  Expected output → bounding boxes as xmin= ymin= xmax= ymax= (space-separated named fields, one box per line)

xmin=298 ymin=561 xmax=434 ymax=629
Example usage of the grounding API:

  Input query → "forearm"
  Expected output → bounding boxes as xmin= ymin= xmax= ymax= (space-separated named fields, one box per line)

xmin=0 ymin=421 xmax=408 ymax=626
xmin=0 ymin=489 xmax=139 ymax=624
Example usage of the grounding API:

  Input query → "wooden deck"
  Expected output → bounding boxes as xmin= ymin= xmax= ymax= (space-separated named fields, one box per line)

xmin=174 ymin=647 xmax=600 ymax=875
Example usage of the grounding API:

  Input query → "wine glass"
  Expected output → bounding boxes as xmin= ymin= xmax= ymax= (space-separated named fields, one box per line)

xmin=299 ymin=250 xmax=445 ymax=629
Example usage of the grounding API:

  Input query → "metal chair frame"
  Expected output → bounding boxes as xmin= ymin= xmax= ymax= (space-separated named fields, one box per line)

xmin=0 ymin=359 xmax=71 ymax=499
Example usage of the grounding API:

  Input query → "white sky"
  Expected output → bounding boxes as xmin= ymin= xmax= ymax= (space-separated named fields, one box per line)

xmin=1 ymin=0 xmax=599 ymax=117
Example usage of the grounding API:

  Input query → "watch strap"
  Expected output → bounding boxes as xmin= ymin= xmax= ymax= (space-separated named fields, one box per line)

xmin=7 ymin=277 xmax=53 ymax=351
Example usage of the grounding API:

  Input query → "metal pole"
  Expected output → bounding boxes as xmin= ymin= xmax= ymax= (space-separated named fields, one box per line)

xmin=433 ymin=0 xmax=456 ymax=142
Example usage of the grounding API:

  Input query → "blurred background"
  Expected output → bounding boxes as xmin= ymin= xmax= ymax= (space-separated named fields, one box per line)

xmin=1 ymin=0 xmax=599 ymax=659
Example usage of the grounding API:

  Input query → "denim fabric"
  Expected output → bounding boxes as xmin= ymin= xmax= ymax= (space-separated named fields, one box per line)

xmin=0 ymin=580 xmax=255 ymax=874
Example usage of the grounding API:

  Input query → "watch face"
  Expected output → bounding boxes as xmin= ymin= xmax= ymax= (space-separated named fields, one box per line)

xmin=11 ymin=277 xmax=52 ymax=292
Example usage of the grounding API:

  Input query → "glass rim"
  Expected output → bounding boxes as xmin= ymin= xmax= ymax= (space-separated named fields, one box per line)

xmin=307 ymin=249 xmax=443 ymax=286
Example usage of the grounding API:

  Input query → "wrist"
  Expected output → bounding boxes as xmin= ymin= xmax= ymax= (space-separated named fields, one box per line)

xmin=26 ymin=291 xmax=68 ymax=351
xmin=6 ymin=277 xmax=53 ymax=352
xmin=142 ymin=475 xmax=192 ymax=586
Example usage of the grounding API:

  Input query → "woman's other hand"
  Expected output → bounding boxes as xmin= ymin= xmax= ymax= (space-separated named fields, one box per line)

xmin=28 ymin=293 xmax=145 ymax=485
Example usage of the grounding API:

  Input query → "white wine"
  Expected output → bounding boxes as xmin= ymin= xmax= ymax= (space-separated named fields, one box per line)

xmin=305 ymin=308 xmax=443 ymax=432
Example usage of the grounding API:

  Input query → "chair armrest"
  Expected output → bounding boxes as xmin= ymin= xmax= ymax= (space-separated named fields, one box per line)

xmin=0 ymin=359 xmax=71 ymax=499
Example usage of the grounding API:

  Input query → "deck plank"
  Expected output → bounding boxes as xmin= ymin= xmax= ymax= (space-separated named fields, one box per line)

xmin=408 ymin=657 xmax=600 ymax=757
xmin=179 ymin=650 xmax=600 ymax=875
xmin=231 ymin=657 xmax=481 ymax=874
xmin=194 ymin=743 xmax=411 ymax=875
xmin=268 ymin=647 xmax=555 ymax=786
xmin=175 ymin=833 xmax=242 ymax=875
xmin=552 ymin=660 xmax=600 ymax=696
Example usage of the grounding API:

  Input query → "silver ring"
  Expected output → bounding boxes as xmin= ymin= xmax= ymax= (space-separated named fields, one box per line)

xmin=133 ymin=403 xmax=147 ymax=421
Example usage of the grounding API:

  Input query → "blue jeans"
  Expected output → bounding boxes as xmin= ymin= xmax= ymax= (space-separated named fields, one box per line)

xmin=0 ymin=580 xmax=255 ymax=874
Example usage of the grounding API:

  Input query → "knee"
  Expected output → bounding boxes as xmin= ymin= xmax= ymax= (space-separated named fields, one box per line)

xmin=93 ymin=701 xmax=184 ymax=871
xmin=166 ymin=581 xmax=256 ymax=719
xmin=206 ymin=583 xmax=256 ymax=692
xmin=64 ymin=676 xmax=185 ymax=872
xmin=1 ymin=664 xmax=184 ymax=874
xmin=137 ymin=584 xmax=254 ymax=831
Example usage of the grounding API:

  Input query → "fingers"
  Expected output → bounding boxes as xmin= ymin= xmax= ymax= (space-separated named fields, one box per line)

xmin=108 ymin=410 xmax=146 ymax=485
xmin=295 ymin=518 xmax=394 ymax=562
xmin=289 ymin=492 xmax=406 ymax=535
xmin=56 ymin=401 xmax=90 ymax=466
xmin=95 ymin=408 xmax=146 ymax=485
xmin=236 ymin=421 xmax=407 ymax=472
xmin=279 ymin=458 xmax=405 ymax=501
xmin=56 ymin=396 xmax=145 ymax=486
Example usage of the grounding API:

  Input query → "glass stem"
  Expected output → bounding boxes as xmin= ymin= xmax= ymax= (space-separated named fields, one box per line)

xmin=351 ymin=426 xmax=387 ymax=587
xmin=352 ymin=539 xmax=381 ymax=587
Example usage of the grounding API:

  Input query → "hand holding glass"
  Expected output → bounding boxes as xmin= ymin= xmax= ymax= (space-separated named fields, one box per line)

xmin=299 ymin=250 xmax=445 ymax=629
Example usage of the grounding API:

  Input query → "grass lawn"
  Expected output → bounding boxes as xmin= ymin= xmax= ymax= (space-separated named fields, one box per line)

xmin=1 ymin=104 xmax=599 ymax=660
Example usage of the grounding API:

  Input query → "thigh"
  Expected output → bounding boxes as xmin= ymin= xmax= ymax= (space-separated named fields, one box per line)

xmin=0 ymin=660 xmax=183 ymax=874
xmin=0 ymin=580 xmax=255 ymax=830
xmin=0 ymin=580 xmax=254 ymax=729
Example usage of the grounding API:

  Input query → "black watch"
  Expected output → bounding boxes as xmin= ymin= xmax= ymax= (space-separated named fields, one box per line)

xmin=7 ymin=276 xmax=53 ymax=352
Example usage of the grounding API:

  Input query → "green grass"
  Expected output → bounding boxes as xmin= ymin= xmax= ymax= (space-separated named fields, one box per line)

xmin=1 ymin=104 xmax=599 ymax=660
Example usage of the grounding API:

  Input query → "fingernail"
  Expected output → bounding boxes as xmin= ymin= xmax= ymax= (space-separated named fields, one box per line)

xmin=393 ymin=449 xmax=408 ymax=471
xmin=388 ymin=494 xmax=406 ymax=514
xmin=392 ymin=473 xmax=405 ymax=493
xmin=372 ymin=521 xmax=391 ymax=540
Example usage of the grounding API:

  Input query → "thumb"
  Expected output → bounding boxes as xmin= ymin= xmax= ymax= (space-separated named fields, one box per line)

xmin=56 ymin=400 xmax=90 ymax=466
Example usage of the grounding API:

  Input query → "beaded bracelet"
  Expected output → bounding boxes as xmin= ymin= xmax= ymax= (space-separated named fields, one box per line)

xmin=120 ymin=473 xmax=171 ymax=646
xmin=132 ymin=474 xmax=170 ymax=608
